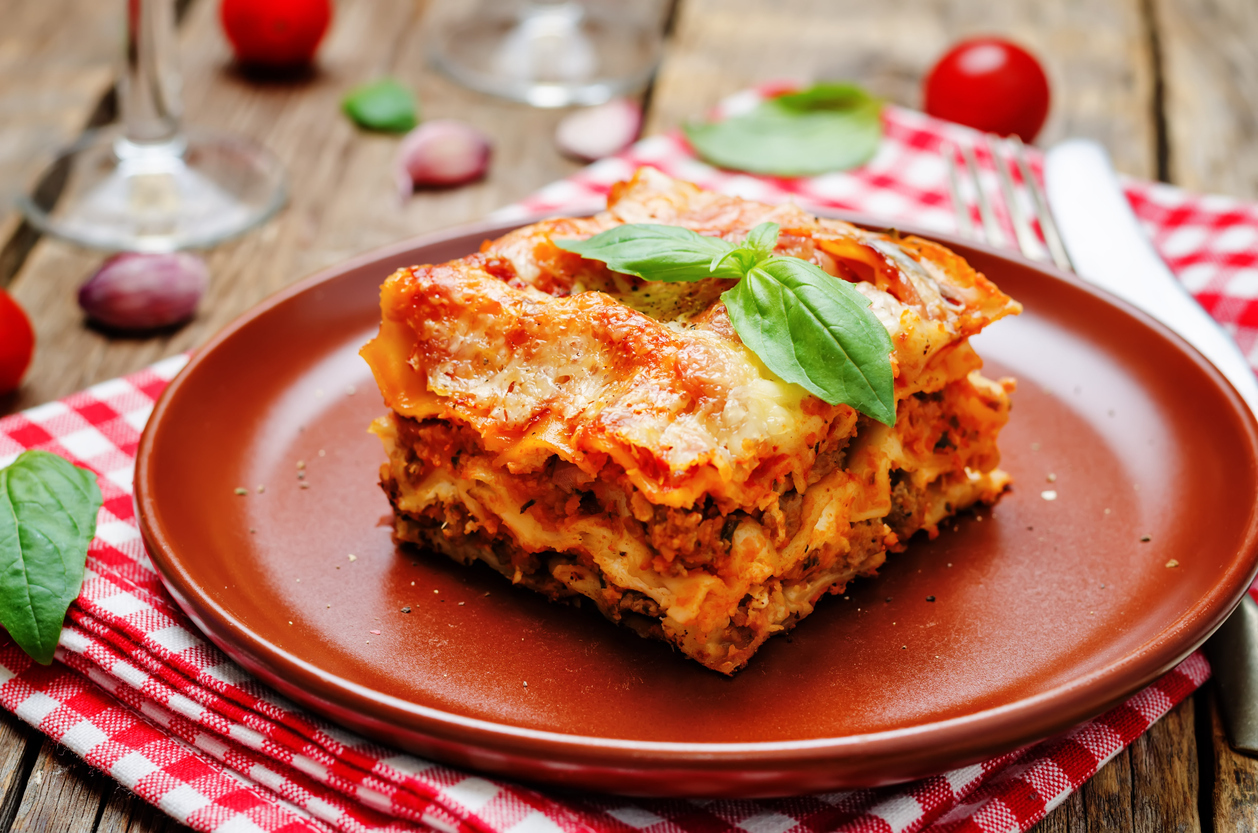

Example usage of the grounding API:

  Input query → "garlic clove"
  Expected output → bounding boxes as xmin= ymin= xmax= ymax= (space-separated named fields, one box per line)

xmin=395 ymin=120 xmax=492 ymax=196
xmin=78 ymin=253 xmax=209 ymax=331
xmin=555 ymin=98 xmax=642 ymax=162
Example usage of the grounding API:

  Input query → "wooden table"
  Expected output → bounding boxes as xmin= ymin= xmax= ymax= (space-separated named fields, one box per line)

xmin=2 ymin=0 xmax=1257 ymax=829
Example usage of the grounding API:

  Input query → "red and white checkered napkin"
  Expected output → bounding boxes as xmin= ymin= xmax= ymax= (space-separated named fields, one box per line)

xmin=3 ymin=99 xmax=1257 ymax=833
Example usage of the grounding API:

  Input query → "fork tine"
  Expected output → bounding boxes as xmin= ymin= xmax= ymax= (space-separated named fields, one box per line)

xmin=961 ymin=142 xmax=1006 ymax=248
xmin=1007 ymin=135 xmax=1076 ymax=272
xmin=987 ymin=135 xmax=1041 ymax=260
xmin=943 ymin=143 xmax=975 ymax=239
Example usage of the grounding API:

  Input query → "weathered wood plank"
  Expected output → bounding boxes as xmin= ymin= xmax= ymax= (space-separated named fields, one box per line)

xmin=8 ymin=739 xmax=107 ymax=833
xmin=1032 ymin=744 xmax=1138 ymax=832
xmin=0 ymin=0 xmax=119 ymax=285
xmin=1031 ymin=779 xmax=1084 ymax=832
xmin=1031 ymin=744 xmax=1142 ymax=830
xmin=0 ymin=710 xmax=39 ymax=831
xmin=645 ymin=0 xmax=1157 ymax=178
xmin=1154 ymin=0 xmax=1258 ymax=199
xmin=1128 ymin=696 xmax=1201 ymax=832
xmin=1077 ymin=745 xmax=1138 ymax=829
xmin=1033 ymin=697 xmax=1202 ymax=832
xmin=0 ymin=2 xmax=119 ymax=182
xmin=1210 ymin=686 xmax=1258 ymax=831
xmin=96 ymin=784 xmax=182 ymax=833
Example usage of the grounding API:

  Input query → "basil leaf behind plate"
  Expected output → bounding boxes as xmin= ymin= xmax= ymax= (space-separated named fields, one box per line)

xmin=0 ymin=451 xmax=102 ymax=664
xmin=683 ymin=84 xmax=883 ymax=177
xmin=556 ymin=224 xmax=744 ymax=282
xmin=774 ymin=82 xmax=878 ymax=112
xmin=342 ymin=79 xmax=419 ymax=132
xmin=722 ymin=257 xmax=896 ymax=425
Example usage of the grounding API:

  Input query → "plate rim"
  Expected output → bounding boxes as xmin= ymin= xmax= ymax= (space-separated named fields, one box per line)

xmin=135 ymin=211 xmax=1258 ymax=781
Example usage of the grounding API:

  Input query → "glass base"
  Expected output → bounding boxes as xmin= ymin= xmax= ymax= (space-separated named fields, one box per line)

xmin=428 ymin=1 xmax=662 ymax=108
xmin=17 ymin=126 xmax=287 ymax=252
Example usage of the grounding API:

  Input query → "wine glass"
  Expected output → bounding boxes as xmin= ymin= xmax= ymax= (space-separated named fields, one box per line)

xmin=17 ymin=0 xmax=287 ymax=253
xmin=426 ymin=0 xmax=664 ymax=108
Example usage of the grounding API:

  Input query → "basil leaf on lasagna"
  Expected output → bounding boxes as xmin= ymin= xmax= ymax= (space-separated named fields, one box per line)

xmin=722 ymin=256 xmax=896 ymax=425
xmin=710 ymin=221 xmax=779 ymax=275
xmin=555 ymin=224 xmax=744 ymax=282
xmin=743 ymin=221 xmax=781 ymax=257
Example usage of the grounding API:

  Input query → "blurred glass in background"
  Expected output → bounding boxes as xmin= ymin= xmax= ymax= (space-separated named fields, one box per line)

xmin=426 ymin=0 xmax=666 ymax=108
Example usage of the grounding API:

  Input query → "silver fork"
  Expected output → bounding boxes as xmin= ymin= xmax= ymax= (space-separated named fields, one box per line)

xmin=958 ymin=134 xmax=1258 ymax=754
xmin=943 ymin=135 xmax=1074 ymax=272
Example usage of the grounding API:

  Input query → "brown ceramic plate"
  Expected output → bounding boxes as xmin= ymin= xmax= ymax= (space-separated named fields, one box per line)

xmin=136 ymin=215 xmax=1258 ymax=797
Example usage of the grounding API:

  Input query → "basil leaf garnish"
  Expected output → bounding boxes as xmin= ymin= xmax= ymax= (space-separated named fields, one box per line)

xmin=557 ymin=224 xmax=744 ymax=282
xmin=743 ymin=221 xmax=781 ymax=256
xmin=342 ymin=79 xmax=419 ymax=133
xmin=723 ymin=258 xmax=896 ymax=425
xmin=0 ymin=451 xmax=102 ymax=664
xmin=711 ymin=222 xmax=779 ymax=275
xmin=556 ymin=222 xmax=897 ymax=424
xmin=683 ymin=83 xmax=883 ymax=177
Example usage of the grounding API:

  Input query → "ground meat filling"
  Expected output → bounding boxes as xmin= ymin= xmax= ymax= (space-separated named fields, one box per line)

xmin=886 ymin=469 xmax=925 ymax=538
xmin=379 ymin=363 xmax=1008 ymax=673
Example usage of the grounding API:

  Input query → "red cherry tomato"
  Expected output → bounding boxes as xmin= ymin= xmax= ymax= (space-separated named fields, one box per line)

xmin=0 ymin=289 xmax=34 ymax=395
xmin=923 ymin=37 xmax=1050 ymax=142
xmin=220 ymin=0 xmax=332 ymax=68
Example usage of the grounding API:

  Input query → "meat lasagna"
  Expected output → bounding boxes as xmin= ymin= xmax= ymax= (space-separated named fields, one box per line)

xmin=361 ymin=168 xmax=1020 ymax=675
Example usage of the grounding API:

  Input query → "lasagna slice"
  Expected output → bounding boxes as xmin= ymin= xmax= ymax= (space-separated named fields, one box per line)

xmin=361 ymin=168 xmax=1020 ymax=675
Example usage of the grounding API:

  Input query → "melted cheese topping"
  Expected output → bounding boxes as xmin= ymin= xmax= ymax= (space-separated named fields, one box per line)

xmin=363 ymin=170 xmax=1018 ymax=515
xmin=363 ymin=259 xmax=834 ymax=510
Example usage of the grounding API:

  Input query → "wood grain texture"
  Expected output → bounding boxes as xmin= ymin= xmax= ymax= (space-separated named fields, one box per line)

xmin=1154 ymin=0 xmax=1258 ymax=200
xmin=0 ymin=0 xmax=118 ymax=248
xmin=96 ymin=784 xmax=180 ymax=833
xmin=1032 ymin=745 xmax=1138 ymax=831
xmin=8 ymin=739 xmax=108 ymax=833
xmin=0 ymin=711 xmax=37 ymax=831
xmin=1210 ymin=687 xmax=1258 ymax=831
xmin=0 ymin=0 xmax=120 ymax=286
xmin=1076 ymin=746 xmax=1138 ymax=829
xmin=1129 ymin=696 xmax=1201 ymax=832
xmin=646 ymin=0 xmax=1157 ymax=178
xmin=1033 ymin=697 xmax=1204 ymax=832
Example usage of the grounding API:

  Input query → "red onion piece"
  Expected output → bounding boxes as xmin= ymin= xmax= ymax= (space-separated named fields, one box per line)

xmin=78 ymin=253 xmax=208 ymax=330
xmin=395 ymin=120 xmax=492 ymax=196
xmin=554 ymin=98 xmax=641 ymax=161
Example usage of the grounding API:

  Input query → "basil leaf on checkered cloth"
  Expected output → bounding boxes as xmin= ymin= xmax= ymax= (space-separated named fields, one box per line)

xmin=683 ymin=83 xmax=883 ymax=176
xmin=556 ymin=222 xmax=895 ymax=423
xmin=0 ymin=450 xmax=102 ymax=664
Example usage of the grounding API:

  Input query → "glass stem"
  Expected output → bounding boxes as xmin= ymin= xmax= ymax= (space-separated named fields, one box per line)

xmin=119 ymin=0 xmax=184 ymax=151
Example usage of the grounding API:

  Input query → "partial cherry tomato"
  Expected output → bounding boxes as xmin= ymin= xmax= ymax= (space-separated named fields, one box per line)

xmin=0 ymin=289 xmax=34 ymax=395
xmin=923 ymin=37 xmax=1050 ymax=142
xmin=220 ymin=0 xmax=332 ymax=69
